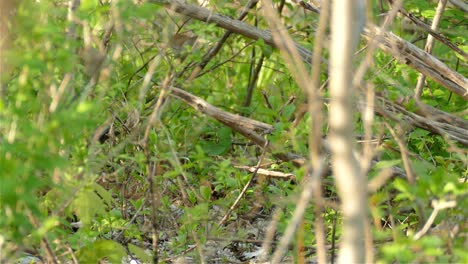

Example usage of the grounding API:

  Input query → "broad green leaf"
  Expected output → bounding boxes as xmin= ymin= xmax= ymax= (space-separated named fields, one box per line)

xmin=128 ymin=243 xmax=152 ymax=263
xmin=77 ymin=240 xmax=126 ymax=263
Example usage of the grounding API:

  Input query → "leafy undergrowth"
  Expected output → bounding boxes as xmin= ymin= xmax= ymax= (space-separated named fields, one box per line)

xmin=1 ymin=0 xmax=467 ymax=263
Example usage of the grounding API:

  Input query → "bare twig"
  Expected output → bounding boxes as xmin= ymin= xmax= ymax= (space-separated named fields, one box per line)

xmin=367 ymin=168 xmax=395 ymax=193
xmin=353 ymin=0 xmax=403 ymax=88
xmin=413 ymin=200 xmax=457 ymax=240
xmin=218 ymin=140 xmax=270 ymax=226
xmin=259 ymin=208 xmax=282 ymax=261
xmin=384 ymin=124 xmax=415 ymax=184
xmin=384 ymin=122 xmax=426 ymax=228
xmin=26 ymin=210 xmax=59 ymax=264
xmin=414 ymin=0 xmax=448 ymax=99
xmin=270 ymin=162 xmax=326 ymax=263
xmin=398 ymin=5 xmax=467 ymax=61
xmin=308 ymin=0 xmax=330 ymax=261
xmin=142 ymin=75 xmax=174 ymax=264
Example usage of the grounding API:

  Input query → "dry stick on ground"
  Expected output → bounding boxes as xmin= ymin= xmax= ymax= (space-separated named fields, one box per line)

xmin=234 ymin=165 xmax=295 ymax=180
xmin=148 ymin=0 xmax=468 ymax=145
xmin=218 ymin=140 xmax=269 ymax=226
xmin=149 ymin=0 xmax=467 ymax=98
xmin=414 ymin=0 xmax=448 ymax=99
xmin=413 ymin=200 xmax=457 ymax=240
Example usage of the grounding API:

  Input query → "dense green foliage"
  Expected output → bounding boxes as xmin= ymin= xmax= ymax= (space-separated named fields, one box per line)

xmin=1 ymin=0 xmax=466 ymax=263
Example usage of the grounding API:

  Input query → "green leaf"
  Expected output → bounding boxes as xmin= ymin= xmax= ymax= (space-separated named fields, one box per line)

xmin=128 ymin=243 xmax=152 ymax=263
xmin=80 ymin=0 xmax=99 ymax=11
xmin=77 ymin=240 xmax=126 ymax=263
xmin=200 ymin=185 xmax=212 ymax=201
xmin=72 ymin=186 xmax=107 ymax=226
xmin=257 ymin=39 xmax=273 ymax=58
xmin=455 ymin=45 xmax=468 ymax=62
xmin=373 ymin=159 xmax=401 ymax=170
xmin=91 ymin=183 xmax=115 ymax=208
xmin=201 ymin=127 xmax=232 ymax=155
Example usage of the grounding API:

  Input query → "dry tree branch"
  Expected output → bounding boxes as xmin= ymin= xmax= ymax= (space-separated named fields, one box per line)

xmin=170 ymin=87 xmax=273 ymax=133
xmin=375 ymin=96 xmax=468 ymax=146
xmin=167 ymin=86 xmax=306 ymax=166
xmin=148 ymin=0 xmax=467 ymax=98
xmin=449 ymin=0 xmax=468 ymax=12
xmin=361 ymin=26 xmax=467 ymax=99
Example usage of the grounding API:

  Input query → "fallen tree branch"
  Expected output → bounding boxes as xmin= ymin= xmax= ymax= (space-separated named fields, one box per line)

xmin=168 ymin=86 xmax=306 ymax=166
xmin=362 ymin=26 xmax=467 ymax=99
xmin=375 ymin=96 xmax=468 ymax=145
xmin=148 ymin=0 xmax=467 ymax=98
